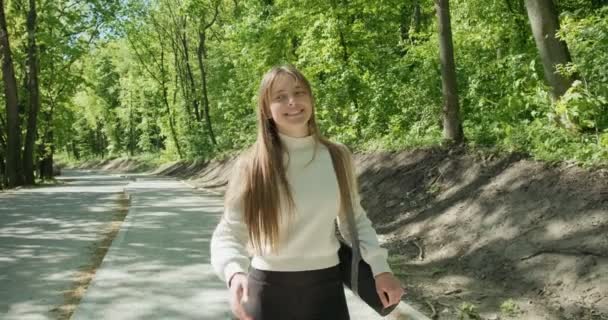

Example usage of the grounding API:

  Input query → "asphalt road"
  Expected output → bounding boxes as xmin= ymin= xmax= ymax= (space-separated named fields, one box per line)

xmin=1 ymin=170 xmax=428 ymax=320
xmin=0 ymin=170 xmax=129 ymax=319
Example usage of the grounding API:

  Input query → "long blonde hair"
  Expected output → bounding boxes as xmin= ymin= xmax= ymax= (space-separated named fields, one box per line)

xmin=225 ymin=65 xmax=357 ymax=254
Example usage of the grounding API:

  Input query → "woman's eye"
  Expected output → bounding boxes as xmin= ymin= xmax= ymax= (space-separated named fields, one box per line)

xmin=295 ymin=91 xmax=306 ymax=96
xmin=275 ymin=95 xmax=286 ymax=101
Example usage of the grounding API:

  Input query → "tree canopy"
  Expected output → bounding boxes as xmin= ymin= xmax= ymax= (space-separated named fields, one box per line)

xmin=1 ymin=0 xmax=607 ymax=187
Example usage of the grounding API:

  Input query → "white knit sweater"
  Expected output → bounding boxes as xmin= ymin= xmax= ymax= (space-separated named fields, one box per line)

xmin=210 ymin=133 xmax=392 ymax=285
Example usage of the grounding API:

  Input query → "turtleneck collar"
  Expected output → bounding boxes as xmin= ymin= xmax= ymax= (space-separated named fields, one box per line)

xmin=278 ymin=131 xmax=315 ymax=151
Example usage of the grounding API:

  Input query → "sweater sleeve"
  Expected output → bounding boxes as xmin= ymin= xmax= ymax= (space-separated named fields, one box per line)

xmin=336 ymin=146 xmax=392 ymax=277
xmin=210 ymin=157 xmax=251 ymax=286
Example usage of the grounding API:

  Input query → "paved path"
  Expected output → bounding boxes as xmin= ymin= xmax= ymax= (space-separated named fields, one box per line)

xmin=71 ymin=176 xmax=232 ymax=319
xmin=0 ymin=170 xmax=129 ymax=320
xmin=2 ymin=171 xmax=429 ymax=319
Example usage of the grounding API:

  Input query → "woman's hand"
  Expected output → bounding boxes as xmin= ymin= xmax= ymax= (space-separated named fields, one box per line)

xmin=374 ymin=272 xmax=405 ymax=308
xmin=228 ymin=273 xmax=253 ymax=320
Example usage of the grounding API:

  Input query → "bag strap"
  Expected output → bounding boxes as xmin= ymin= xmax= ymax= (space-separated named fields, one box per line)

xmin=345 ymin=197 xmax=362 ymax=296
xmin=328 ymin=144 xmax=362 ymax=296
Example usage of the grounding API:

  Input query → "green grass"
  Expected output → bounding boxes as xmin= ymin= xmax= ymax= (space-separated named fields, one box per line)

xmin=500 ymin=299 xmax=520 ymax=317
xmin=458 ymin=302 xmax=481 ymax=320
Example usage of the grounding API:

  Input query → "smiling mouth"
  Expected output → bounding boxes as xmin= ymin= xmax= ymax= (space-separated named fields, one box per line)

xmin=285 ymin=109 xmax=304 ymax=116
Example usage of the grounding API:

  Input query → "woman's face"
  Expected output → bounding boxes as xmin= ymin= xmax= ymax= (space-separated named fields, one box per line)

xmin=267 ymin=73 xmax=313 ymax=137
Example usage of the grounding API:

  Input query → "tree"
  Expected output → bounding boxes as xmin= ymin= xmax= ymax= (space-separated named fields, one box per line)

xmin=524 ymin=0 xmax=575 ymax=100
xmin=195 ymin=0 xmax=219 ymax=147
xmin=42 ymin=0 xmax=121 ymax=170
xmin=0 ymin=0 xmax=23 ymax=187
xmin=126 ymin=10 xmax=184 ymax=158
xmin=23 ymin=0 xmax=40 ymax=185
xmin=32 ymin=0 xmax=605 ymax=168
xmin=0 ymin=113 xmax=7 ymax=186
xmin=435 ymin=0 xmax=463 ymax=143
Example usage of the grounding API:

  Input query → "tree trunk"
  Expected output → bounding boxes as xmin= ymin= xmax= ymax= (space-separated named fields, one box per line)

xmin=0 ymin=0 xmax=24 ymax=187
xmin=72 ymin=140 xmax=80 ymax=160
xmin=0 ymin=119 xmax=6 ymax=187
xmin=96 ymin=124 xmax=106 ymax=158
xmin=169 ymin=30 xmax=192 ymax=117
xmin=524 ymin=0 xmax=574 ymax=99
xmin=39 ymin=135 xmax=54 ymax=180
xmin=39 ymin=139 xmax=54 ymax=179
xmin=39 ymin=155 xmax=51 ymax=179
xmin=159 ymin=31 xmax=183 ymax=158
xmin=196 ymin=30 xmax=217 ymax=146
xmin=23 ymin=0 xmax=40 ymax=185
xmin=128 ymin=91 xmax=134 ymax=156
xmin=127 ymin=14 xmax=183 ymax=158
xmin=435 ymin=0 xmax=464 ymax=143
xmin=181 ymin=28 xmax=201 ymax=122
xmin=329 ymin=0 xmax=363 ymax=135
xmin=0 ymin=149 xmax=6 ymax=188
xmin=0 ymin=147 xmax=6 ymax=188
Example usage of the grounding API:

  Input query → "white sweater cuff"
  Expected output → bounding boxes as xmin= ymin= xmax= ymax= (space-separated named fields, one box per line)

xmin=367 ymin=254 xmax=393 ymax=277
xmin=224 ymin=262 xmax=248 ymax=287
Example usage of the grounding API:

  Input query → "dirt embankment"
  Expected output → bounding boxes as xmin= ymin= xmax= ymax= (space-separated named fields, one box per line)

xmin=77 ymin=147 xmax=608 ymax=320
xmin=353 ymin=147 xmax=607 ymax=320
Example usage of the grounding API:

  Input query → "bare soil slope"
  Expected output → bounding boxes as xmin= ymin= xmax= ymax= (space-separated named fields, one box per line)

xmin=353 ymin=147 xmax=607 ymax=320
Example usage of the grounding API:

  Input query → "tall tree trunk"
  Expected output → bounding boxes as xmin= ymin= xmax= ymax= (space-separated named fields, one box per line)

xmin=524 ymin=0 xmax=574 ymax=100
xmin=39 ymin=154 xmax=50 ymax=179
xmin=128 ymin=91 xmax=134 ymax=156
xmin=435 ymin=0 xmax=463 ymax=143
xmin=0 ymin=0 xmax=24 ymax=187
xmin=95 ymin=123 xmax=106 ymax=158
xmin=0 ymin=146 xmax=6 ymax=188
xmin=158 ymin=30 xmax=183 ymax=158
xmin=72 ymin=139 xmax=80 ymax=160
xmin=181 ymin=28 xmax=201 ymax=122
xmin=127 ymin=14 xmax=183 ymax=158
xmin=0 ymin=115 xmax=6 ymax=187
xmin=195 ymin=4 xmax=219 ymax=147
xmin=0 ymin=149 xmax=6 ymax=188
xmin=329 ymin=0 xmax=363 ymax=136
xmin=196 ymin=30 xmax=217 ymax=146
xmin=171 ymin=36 xmax=192 ymax=122
xmin=39 ymin=136 xmax=54 ymax=179
xmin=39 ymin=132 xmax=54 ymax=179
xmin=23 ymin=0 xmax=40 ymax=185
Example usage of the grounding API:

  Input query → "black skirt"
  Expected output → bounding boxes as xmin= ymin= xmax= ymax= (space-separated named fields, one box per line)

xmin=240 ymin=264 xmax=350 ymax=320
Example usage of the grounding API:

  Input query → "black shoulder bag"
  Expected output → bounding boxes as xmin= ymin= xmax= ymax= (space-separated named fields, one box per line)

xmin=328 ymin=146 xmax=399 ymax=317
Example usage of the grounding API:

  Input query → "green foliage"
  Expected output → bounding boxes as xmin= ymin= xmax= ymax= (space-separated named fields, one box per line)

xmin=500 ymin=299 xmax=520 ymax=316
xmin=36 ymin=0 xmax=607 ymax=167
xmin=458 ymin=302 xmax=481 ymax=320
xmin=557 ymin=6 xmax=608 ymax=132
xmin=451 ymin=1 xmax=607 ymax=165
xmin=555 ymin=80 xmax=607 ymax=131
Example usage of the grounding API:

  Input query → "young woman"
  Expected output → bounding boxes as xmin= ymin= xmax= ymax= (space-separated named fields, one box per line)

xmin=211 ymin=65 xmax=404 ymax=320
